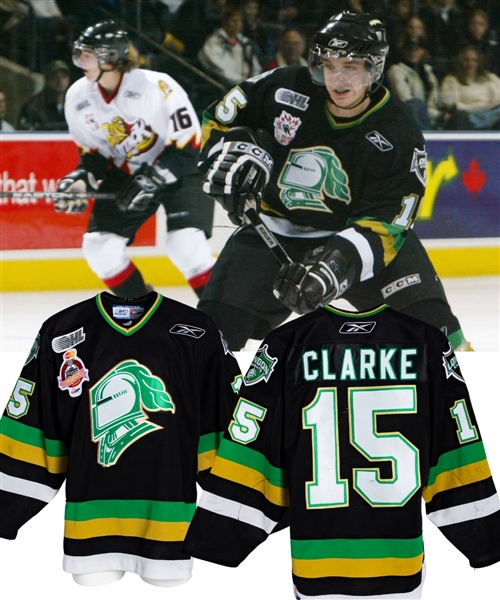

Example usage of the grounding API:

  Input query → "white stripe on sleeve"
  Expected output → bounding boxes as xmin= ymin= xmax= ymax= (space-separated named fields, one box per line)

xmin=0 ymin=471 xmax=59 ymax=503
xmin=427 ymin=493 xmax=500 ymax=528
xmin=198 ymin=490 xmax=278 ymax=534
xmin=336 ymin=227 xmax=375 ymax=281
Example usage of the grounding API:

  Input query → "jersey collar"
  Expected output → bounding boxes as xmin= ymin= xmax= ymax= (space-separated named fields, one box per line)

xmin=98 ymin=73 xmax=124 ymax=104
xmin=96 ymin=291 xmax=163 ymax=335
xmin=322 ymin=304 xmax=389 ymax=317
xmin=325 ymin=87 xmax=390 ymax=129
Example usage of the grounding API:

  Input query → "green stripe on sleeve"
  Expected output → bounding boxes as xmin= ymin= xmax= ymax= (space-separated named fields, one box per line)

xmin=0 ymin=417 xmax=67 ymax=457
xmin=217 ymin=438 xmax=289 ymax=487
xmin=427 ymin=442 xmax=487 ymax=487
xmin=198 ymin=431 xmax=224 ymax=455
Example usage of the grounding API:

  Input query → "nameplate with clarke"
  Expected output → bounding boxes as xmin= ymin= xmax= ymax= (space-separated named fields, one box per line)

xmin=292 ymin=344 xmax=427 ymax=383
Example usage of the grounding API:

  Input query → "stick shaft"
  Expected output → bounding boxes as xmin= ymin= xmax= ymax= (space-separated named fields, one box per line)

xmin=0 ymin=191 xmax=117 ymax=200
xmin=243 ymin=205 xmax=292 ymax=266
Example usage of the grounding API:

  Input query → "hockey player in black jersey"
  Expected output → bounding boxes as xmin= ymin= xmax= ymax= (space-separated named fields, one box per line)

xmin=196 ymin=11 xmax=471 ymax=352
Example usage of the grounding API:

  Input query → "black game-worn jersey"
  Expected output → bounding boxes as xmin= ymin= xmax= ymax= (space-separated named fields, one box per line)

xmin=183 ymin=305 xmax=500 ymax=598
xmin=200 ymin=66 xmax=427 ymax=283
xmin=0 ymin=292 xmax=242 ymax=582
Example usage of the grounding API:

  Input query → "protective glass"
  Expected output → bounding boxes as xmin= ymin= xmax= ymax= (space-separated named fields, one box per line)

xmin=72 ymin=43 xmax=99 ymax=69
xmin=323 ymin=57 xmax=373 ymax=91
xmin=309 ymin=46 xmax=379 ymax=87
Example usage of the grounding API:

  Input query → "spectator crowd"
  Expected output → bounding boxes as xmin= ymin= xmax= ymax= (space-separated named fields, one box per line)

xmin=1 ymin=0 xmax=499 ymax=131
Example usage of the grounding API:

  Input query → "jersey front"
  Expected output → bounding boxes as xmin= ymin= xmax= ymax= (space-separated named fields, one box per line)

xmin=183 ymin=306 xmax=500 ymax=597
xmin=65 ymin=68 xmax=202 ymax=176
xmin=200 ymin=66 xmax=427 ymax=235
xmin=0 ymin=292 xmax=242 ymax=581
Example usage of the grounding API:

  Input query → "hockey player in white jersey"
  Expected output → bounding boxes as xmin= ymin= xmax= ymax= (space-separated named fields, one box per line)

xmin=56 ymin=20 xmax=216 ymax=297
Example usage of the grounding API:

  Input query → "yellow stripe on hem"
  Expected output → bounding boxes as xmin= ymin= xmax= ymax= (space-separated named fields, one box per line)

xmin=423 ymin=459 xmax=491 ymax=503
xmin=292 ymin=555 xmax=423 ymax=579
xmin=0 ymin=434 xmax=67 ymax=474
xmin=64 ymin=518 xmax=190 ymax=541
xmin=211 ymin=456 xmax=290 ymax=507
xmin=198 ymin=449 xmax=217 ymax=473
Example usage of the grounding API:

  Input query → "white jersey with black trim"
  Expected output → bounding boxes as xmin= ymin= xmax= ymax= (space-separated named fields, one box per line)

xmin=64 ymin=68 xmax=201 ymax=174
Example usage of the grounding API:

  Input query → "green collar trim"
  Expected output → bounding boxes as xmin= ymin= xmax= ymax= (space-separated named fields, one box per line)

xmin=325 ymin=88 xmax=390 ymax=129
xmin=322 ymin=304 xmax=388 ymax=318
xmin=96 ymin=292 xmax=163 ymax=336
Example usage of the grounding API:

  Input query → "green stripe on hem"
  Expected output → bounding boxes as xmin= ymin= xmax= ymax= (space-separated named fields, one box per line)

xmin=65 ymin=499 xmax=196 ymax=522
xmin=291 ymin=536 xmax=424 ymax=560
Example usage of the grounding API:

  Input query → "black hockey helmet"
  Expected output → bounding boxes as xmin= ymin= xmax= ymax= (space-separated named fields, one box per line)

xmin=72 ymin=20 xmax=130 ymax=68
xmin=308 ymin=12 xmax=389 ymax=87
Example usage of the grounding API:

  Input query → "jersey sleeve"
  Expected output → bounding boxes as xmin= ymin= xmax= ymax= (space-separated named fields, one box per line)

xmin=154 ymin=76 xmax=202 ymax=180
xmin=198 ymin=71 xmax=274 ymax=173
xmin=329 ymin=109 xmax=427 ymax=286
xmin=196 ymin=319 xmax=242 ymax=488
xmin=0 ymin=329 xmax=68 ymax=540
xmin=183 ymin=329 xmax=289 ymax=565
xmin=424 ymin=334 xmax=500 ymax=568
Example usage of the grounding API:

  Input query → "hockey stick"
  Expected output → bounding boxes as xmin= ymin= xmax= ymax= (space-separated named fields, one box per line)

xmin=243 ymin=200 xmax=293 ymax=266
xmin=0 ymin=191 xmax=117 ymax=200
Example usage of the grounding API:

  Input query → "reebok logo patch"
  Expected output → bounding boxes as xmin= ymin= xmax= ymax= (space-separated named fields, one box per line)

xmin=339 ymin=322 xmax=376 ymax=334
xmin=365 ymin=131 xmax=393 ymax=151
xmin=169 ymin=324 xmax=206 ymax=338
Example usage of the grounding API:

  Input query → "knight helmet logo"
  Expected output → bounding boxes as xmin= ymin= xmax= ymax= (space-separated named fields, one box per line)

xmin=89 ymin=360 xmax=175 ymax=467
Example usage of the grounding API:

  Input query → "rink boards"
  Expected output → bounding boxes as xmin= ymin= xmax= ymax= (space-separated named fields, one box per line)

xmin=0 ymin=132 xmax=498 ymax=291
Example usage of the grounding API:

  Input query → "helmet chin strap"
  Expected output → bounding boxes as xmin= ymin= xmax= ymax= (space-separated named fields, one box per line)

xmin=95 ymin=64 xmax=118 ymax=84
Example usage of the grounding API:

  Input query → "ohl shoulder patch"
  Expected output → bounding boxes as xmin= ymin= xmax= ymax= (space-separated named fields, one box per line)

xmin=244 ymin=345 xmax=278 ymax=386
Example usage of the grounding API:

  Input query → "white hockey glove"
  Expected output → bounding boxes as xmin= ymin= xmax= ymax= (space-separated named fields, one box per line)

xmin=55 ymin=168 xmax=97 ymax=213
xmin=117 ymin=162 xmax=174 ymax=212
xmin=203 ymin=127 xmax=273 ymax=226
xmin=273 ymin=245 xmax=356 ymax=314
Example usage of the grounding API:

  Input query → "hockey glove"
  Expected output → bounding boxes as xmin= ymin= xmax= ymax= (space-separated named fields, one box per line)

xmin=55 ymin=168 xmax=97 ymax=213
xmin=273 ymin=261 xmax=309 ymax=314
xmin=203 ymin=127 xmax=273 ymax=225
xmin=117 ymin=162 xmax=171 ymax=212
xmin=273 ymin=245 xmax=355 ymax=314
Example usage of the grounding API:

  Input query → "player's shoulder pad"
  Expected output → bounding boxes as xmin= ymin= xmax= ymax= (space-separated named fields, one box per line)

xmin=244 ymin=65 xmax=309 ymax=90
xmin=382 ymin=90 xmax=424 ymax=141
xmin=65 ymin=76 xmax=93 ymax=104
xmin=134 ymin=68 xmax=187 ymax=96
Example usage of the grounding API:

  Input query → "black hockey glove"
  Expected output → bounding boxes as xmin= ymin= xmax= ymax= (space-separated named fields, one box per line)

xmin=55 ymin=168 xmax=97 ymax=213
xmin=117 ymin=162 xmax=169 ymax=212
xmin=273 ymin=261 xmax=309 ymax=314
xmin=203 ymin=127 xmax=274 ymax=225
xmin=273 ymin=245 xmax=355 ymax=314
